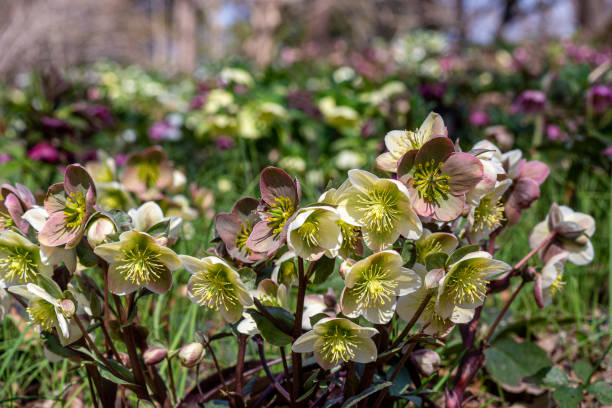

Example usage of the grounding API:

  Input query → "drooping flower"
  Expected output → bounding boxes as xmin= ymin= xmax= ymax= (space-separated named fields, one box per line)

xmin=376 ymin=111 xmax=446 ymax=173
xmin=414 ymin=229 xmax=458 ymax=265
xmin=38 ymin=164 xmax=97 ymax=249
xmin=120 ymin=146 xmax=174 ymax=200
xmin=94 ymin=231 xmax=181 ymax=295
xmin=291 ymin=317 xmax=378 ymax=369
xmin=436 ymin=251 xmax=510 ymax=318
xmin=341 ymin=250 xmax=421 ymax=324
xmin=529 ymin=204 xmax=595 ymax=265
xmin=467 ymin=180 xmax=512 ymax=242
xmin=397 ymin=137 xmax=483 ymax=221
xmin=338 ymin=170 xmax=422 ymax=251
xmin=287 ymin=206 xmax=342 ymax=261
xmin=9 ymin=276 xmax=81 ymax=346
xmin=0 ymin=230 xmax=52 ymax=288
xmin=534 ymin=253 xmax=567 ymax=308
xmin=215 ymin=197 xmax=264 ymax=264
xmin=247 ymin=167 xmax=301 ymax=256
xmin=180 ymin=255 xmax=253 ymax=323
xmin=0 ymin=183 xmax=35 ymax=234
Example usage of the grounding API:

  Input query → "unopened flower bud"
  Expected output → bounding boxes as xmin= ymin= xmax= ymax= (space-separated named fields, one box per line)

xmin=87 ymin=217 xmax=116 ymax=247
xmin=143 ymin=347 xmax=168 ymax=365
xmin=547 ymin=203 xmax=563 ymax=231
xmin=411 ymin=349 xmax=440 ymax=377
xmin=522 ymin=266 xmax=537 ymax=282
xmin=59 ymin=299 xmax=76 ymax=318
xmin=339 ymin=259 xmax=356 ymax=279
xmin=178 ymin=342 xmax=206 ymax=368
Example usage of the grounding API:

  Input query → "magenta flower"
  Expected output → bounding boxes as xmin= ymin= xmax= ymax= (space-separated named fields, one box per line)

xmin=587 ymin=85 xmax=612 ymax=113
xmin=120 ymin=146 xmax=173 ymax=200
xmin=246 ymin=167 xmax=301 ymax=256
xmin=0 ymin=153 xmax=11 ymax=164
xmin=513 ymin=90 xmax=546 ymax=114
xmin=0 ymin=183 xmax=35 ymax=233
xmin=28 ymin=142 xmax=60 ymax=163
xmin=215 ymin=197 xmax=264 ymax=264
xmin=38 ymin=165 xmax=97 ymax=249
xmin=397 ymin=137 xmax=483 ymax=221
xmin=469 ymin=110 xmax=490 ymax=127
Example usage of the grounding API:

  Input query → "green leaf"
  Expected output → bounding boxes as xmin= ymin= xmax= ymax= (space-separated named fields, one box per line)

xmin=553 ymin=385 xmax=583 ymax=408
xmin=147 ymin=219 xmax=171 ymax=236
xmin=536 ymin=366 xmax=568 ymax=387
xmin=246 ymin=306 xmax=294 ymax=346
xmin=400 ymin=239 xmax=416 ymax=267
xmin=573 ymin=360 xmax=592 ymax=383
xmin=447 ymin=245 xmax=480 ymax=266
xmin=310 ymin=256 xmax=336 ymax=285
xmin=425 ymin=252 xmax=448 ymax=271
xmin=76 ymin=241 xmax=99 ymax=267
xmin=341 ymin=382 xmax=392 ymax=407
xmin=587 ymin=381 xmax=612 ymax=405
xmin=238 ymin=268 xmax=257 ymax=291
xmin=310 ymin=312 xmax=329 ymax=327
xmin=41 ymin=332 xmax=81 ymax=359
xmin=37 ymin=274 xmax=63 ymax=299
xmin=484 ymin=337 xmax=552 ymax=386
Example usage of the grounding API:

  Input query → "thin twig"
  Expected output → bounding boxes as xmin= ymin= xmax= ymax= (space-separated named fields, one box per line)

xmin=292 ymin=257 xmax=307 ymax=404
xmin=391 ymin=293 xmax=433 ymax=348
xmin=255 ymin=336 xmax=292 ymax=403
xmin=253 ymin=297 xmax=293 ymax=336
xmin=372 ymin=342 xmax=418 ymax=408
xmin=235 ymin=334 xmax=248 ymax=405
xmin=166 ymin=356 xmax=178 ymax=405
xmin=482 ymin=281 xmax=526 ymax=344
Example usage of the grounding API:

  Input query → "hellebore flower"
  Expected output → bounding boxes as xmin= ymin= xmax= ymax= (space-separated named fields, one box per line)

xmin=287 ymin=206 xmax=342 ymax=261
xmin=87 ymin=216 xmax=116 ymax=247
xmin=22 ymin=206 xmax=78 ymax=273
xmin=512 ymin=90 xmax=546 ymax=114
xmin=398 ymin=137 xmax=483 ymax=221
xmin=414 ymin=230 xmax=458 ymax=265
xmin=529 ymin=204 xmax=595 ymax=265
xmin=291 ymin=317 xmax=378 ymax=369
xmin=178 ymin=342 xmax=206 ymax=368
xmin=128 ymin=201 xmax=182 ymax=245
xmin=94 ymin=231 xmax=181 ymax=295
xmin=27 ymin=142 xmax=60 ymax=163
xmin=38 ymin=164 xmax=97 ymax=249
xmin=411 ymin=349 xmax=441 ymax=377
xmin=0 ymin=230 xmax=52 ymax=287
xmin=502 ymin=150 xmax=550 ymax=225
xmin=181 ymin=255 xmax=253 ymax=323
xmin=237 ymin=279 xmax=288 ymax=336
xmin=9 ymin=276 xmax=81 ymax=346
xmin=534 ymin=253 xmax=567 ymax=308
xmin=215 ymin=197 xmax=264 ymax=264
xmin=341 ymin=250 xmax=421 ymax=324
xmin=376 ymin=111 xmax=447 ymax=173
xmin=85 ymin=151 xmax=117 ymax=184
xmin=466 ymin=140 xmax=506 ymax=204
xmin=467 ymin=180 xmax=512 ymax=242
xmin=120 ymin=146 xmax=173 ymax=200
xmin=95 ymin=181 xmax=135 ymax=211
xmin=338 ymin=170 xmax=422 ymax=251
xmin=587 ymin=85 xmax=612 ymax=113
xmin=301 ymin=288 xmax=340 ymax=330
xmin=247 ymin=167 xmax=301 ymax=256
xmin=436 ymin=251 xmax=510 ymax=318
xmin=0 ymin=183 xmax=35 ymax=234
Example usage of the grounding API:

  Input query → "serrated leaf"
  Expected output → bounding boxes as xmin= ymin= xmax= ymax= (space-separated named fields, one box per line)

xmin=310 ymin=256 xmax=336 ymax=285
xmin=238 ymin=268 xmax=257 ymax=290
xmin=587 ymin=381 xmax=612 ymax=405
xmin=447 ymin=245 xmax=480 ymax=266
xmin=553 ymin=385 xmax=583 ymax=408
xmin=484 ymin=337 xmax=552 ymax=386
xmin=341 ymin=382 xmax=392 ymax=407
xmin=425 ymin=252 xmax=448 ymax=271
xmin=573 ymin=360 xmax=592 ymax=383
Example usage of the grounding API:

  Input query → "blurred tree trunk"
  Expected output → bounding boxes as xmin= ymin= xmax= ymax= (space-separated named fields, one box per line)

xmin=203 ymin=0 xmax=223 ymax=60
xmin=173 ymin=0 xmax=197 ymax=73
xmin=306 ymin=0 xmax=331 ymax=45
xmin=245 ymin=0 xmax=281 ymax=68
xmin=151 ymin=0 xmax=168 ymax=68
xmin=456 ymin=0 xmax=466 ymax=43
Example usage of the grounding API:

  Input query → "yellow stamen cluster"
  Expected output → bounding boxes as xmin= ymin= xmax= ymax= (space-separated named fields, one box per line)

xmin=236 ymin=220 xmax=253 ymax=254
xmin=412 ymin=160 xmax=450 ymax=205
xmin=191 ymin=264 xmax=239 ymax=310
xmin=416 ymin=239 xmax=443 ymax=264
xmin=318 ymin=324 xmax=358 ymax=365
xmin=27 ymin=299 xmax=57 ymax=332
xmin=549 ymin=273 xmax=565 ymax=297
xmin=445 ymin=264 xmax=487 ymax=305
xmin=473 ymin=197 xmax=505 ymax=232
xmin=338 ymin=220 xmax=360 ymax=252
xmin=297 ymin=218 xmax=320 ymax=247
xmin=0 ymin=210 xmax=14 ymax=229
xmin=267 ymin=196 xmax=295 ymax=235
xmin=116 ymin=246 xmax=166 ymax=285
xmin=392 ymin=129 xmax=428 ymax=156
xmin=422 ymin=295 xmax=448 ymax=330
xmin=63 ymin=191 xmax=87 ymax=230
xmin=357 ymin=186 xmax=400 ymax=233
xmin=0 ymin=246 xmax=37 ymax=284
xmin=352 ymin=264 xmax=397 ymax=307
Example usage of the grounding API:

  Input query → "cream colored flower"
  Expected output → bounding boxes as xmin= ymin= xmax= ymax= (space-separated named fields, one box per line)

xmin=287 ymin=206 xmax=342 ymax=261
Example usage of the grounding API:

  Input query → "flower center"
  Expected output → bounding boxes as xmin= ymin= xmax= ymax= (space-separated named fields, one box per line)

xmin=422 ymin=295 xmax=449 ymax=330
xmin=0 ymin=246 xmax=37 ymax=284
xmin=352 ymin=264 xmax=397 ymax=307
xmin=445 ymin=264 xmax=487 ymax=305
xmin=357 ymin=186 xmax=400 ymax=233
xmin=392 ymin=129 xmax=426 ymax=156
xmin=190 ymin=264 xmax=239 ymax=310
xmin=412 ymin=160 xmax=450 ymax=205
xmin=236 ymin=220 xmax=253 ymax=254
xmin=297 ymin=218 xmax=320 ymax=247
xmin=318 ymin=324 xmax=358 ymax=365
xmin=473 ymin=197 xmax=505 ymax=232
xmin=137 ymin=161 xmax=160 ymax=188
xmin=0 ymin=210 xmax=14 ymax=229
xmin=117 ymin=246 xmax=166 ymax=285
xmin=549 ymin=273 xmax=565 ymax=297
xmin=267 ymin=196 xmax=295 ymax=235
xmin=27 ymin=298 xmax=57 ymax=332
xmin=416 ymin=239 xmax=443 ymax=264
xmin=338 ymin=220 xmax=360 ymax=251
xmin=64 ymin=191 xmax=87 ymax=230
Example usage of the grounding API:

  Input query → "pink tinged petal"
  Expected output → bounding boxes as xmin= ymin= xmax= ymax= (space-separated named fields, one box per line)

xmin=38 ymin=212 xmax=81 ymax=247
xmin=215 ymin=213 xmax=242 ymax=250
xmin=246 ymin=220 xmax=280 ymax=255
xmin=64 ymin=164 xmax=96 ymax=197
xmin=534 ymin=275 xmax=545 ymax=308
xmin=120 ymin=165 xmax=146 ymax=193
xmin=517 ymin=160 xmax=550 ymax=185
xmin=156 ymin=161 xmax=174 ymax=190
xmin=44 ymin=183 xmax=66 ymax=214
xmin=145 ymin=269 xmax=173 ymax=294
xmin=5 ymin=194 xmax=28 ymax=233
xmin=259 ymin=167 xmax=297 ymax=205
xmin=397 ymin=150 xmax=418 ymax=182
xmin=108 ymin=263 xmax=141 ymax=295
xmin=376 ymin=152 xmax=399 ymax=172
xmin=232 ymin=197 xmax=260 ymax=221
xmin=415 ymin=137 xmax=455 ymax=167
xmin=15 ymin=183 xmax=36 ymax=208
xmin=442 ymin=152 xmax=483 ymax=194
xmin=411 ymin=194 xmax=436 ymax=217
xmin=433 ymin=194 xmax=465 ymax=222
xmin=510 ymin=178 xmax=540 ymax=210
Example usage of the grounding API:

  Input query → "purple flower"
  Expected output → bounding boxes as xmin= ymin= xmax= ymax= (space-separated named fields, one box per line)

xmin=587 ymin=85 xmax=612 ymax=113
xmin=0 ymin=153 xmax=11 ymax=164
xmin=603 ymin=146 xmax=612 ymax=156
xmin=0 ymin=183 xmax=35 ymax=233
xmin=216 ymin=135 xmax=235 ymax=150
xmin=546 ymin=124 xmax=568 ymax=142
xmin=513 ymin=90 xmax=546 ymax=114
xmin=28 ymin=142 xmax=60 ymax=163
xmin=418 ymin=83 xmax=446 ymax=100
xmin=215 ymin=197 xmax=264 ymax=263
xmin=148 ymin=121 xmax=173 ymax=142
xmin=40 ymin=117 xmax=73 ymax=132
xmin=469 ymin=110 xmax=490 ymax=127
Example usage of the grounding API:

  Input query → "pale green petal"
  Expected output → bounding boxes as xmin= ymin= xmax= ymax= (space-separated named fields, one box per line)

xmin=93 ymin=241 xmax=125 ymax=263
xmin=347 ymin=170 xmax=378 ymax=193
xmin=292 ymin=330 xmax=318 ymax=353
xmin=179 ymin=255 xmax=204 ymax=274
xmin=363 ymin=299 xmax=396 ymax=324
xmin=351 ymin=337 xmax=377 ymax=363
xmin=396 ymin=267 xmax=422 ymax=296
xmin=529 ymin=221 xmax=550 ymax=249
